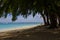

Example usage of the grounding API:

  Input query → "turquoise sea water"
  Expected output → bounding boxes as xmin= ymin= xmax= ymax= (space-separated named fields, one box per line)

xmin=0 ymin=22 xmax=43 ymax=30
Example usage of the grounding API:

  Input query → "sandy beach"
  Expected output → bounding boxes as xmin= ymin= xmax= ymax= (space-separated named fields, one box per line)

xmin=0 ymin=25 xmax=60 ymax=40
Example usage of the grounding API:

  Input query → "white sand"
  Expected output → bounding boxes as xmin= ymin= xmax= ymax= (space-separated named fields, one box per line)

xmin=0 ymin=24 xmax=41 ymax=32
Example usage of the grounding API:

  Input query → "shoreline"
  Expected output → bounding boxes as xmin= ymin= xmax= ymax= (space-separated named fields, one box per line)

xmin=0 ymin=24 xmax=41 ymax=32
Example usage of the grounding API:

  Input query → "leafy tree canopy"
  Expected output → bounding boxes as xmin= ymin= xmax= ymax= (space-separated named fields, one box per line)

xmin=0 ymin=0 xmax=60 ymax=21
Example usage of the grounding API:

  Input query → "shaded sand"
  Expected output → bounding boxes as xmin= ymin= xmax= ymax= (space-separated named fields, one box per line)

xmin=0 ymin=25 xmax=60 ymax=40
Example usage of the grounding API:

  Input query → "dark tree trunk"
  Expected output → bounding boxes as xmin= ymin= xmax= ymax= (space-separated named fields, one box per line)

xmin=58 ymin=17 xmax=60 ymax=26
xmin=59 ymin=19 xmax=60 ymax=26
xmin=57 ymin=13 xmax=60 ymax=26
xmin=49 ymin=13 xmax=57 ymax=29
xmin=43 ymin=16 xmax=47 ymax=25
xmin=44 ymin=9 xmax=50 ymax=25
xmin=40 ymin=13 xmax=47 ymax=25
xmin=46 ymin=15 xmax=50 ymax=25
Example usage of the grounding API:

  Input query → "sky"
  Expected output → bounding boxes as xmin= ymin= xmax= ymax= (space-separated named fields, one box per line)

xmin=0 ymin=13 xmax=44 ymax=23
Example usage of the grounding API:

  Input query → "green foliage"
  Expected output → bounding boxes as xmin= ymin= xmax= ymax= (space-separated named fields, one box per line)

xmin=0 ymin=0 xmax=60 ymax=21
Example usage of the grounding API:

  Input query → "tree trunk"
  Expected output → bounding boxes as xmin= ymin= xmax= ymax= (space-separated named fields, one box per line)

xmin=58 ymin=17 xmax=60 ymax=26
xmin=59 ymin=19 xmax=60 ymax=26
xmin=40 ymin=13 xmax=47 ymax=25
xmin=46 ymin=15 xmax=50 ymax=25
xmin=43 ymin=16 xmax=47 ymax=25
xmin=44 ymin=9 xmax=50 ymax=25
xmin=57 ymin=13 xmax=60 ymax=26
xmin=49 ymin=13 xmax=57 ymax=29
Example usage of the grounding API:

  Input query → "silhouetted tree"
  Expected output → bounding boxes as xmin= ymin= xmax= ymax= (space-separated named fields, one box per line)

xmin=0 ymin=0 xmax=60 ymax=29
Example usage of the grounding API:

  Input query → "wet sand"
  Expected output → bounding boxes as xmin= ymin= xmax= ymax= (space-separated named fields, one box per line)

xmin=0 ymin=25 xmax=60 ymax=40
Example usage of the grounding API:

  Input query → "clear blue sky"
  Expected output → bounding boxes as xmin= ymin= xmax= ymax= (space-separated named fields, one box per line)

xmin=0 ymin=13 xmax=44 ymax=23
